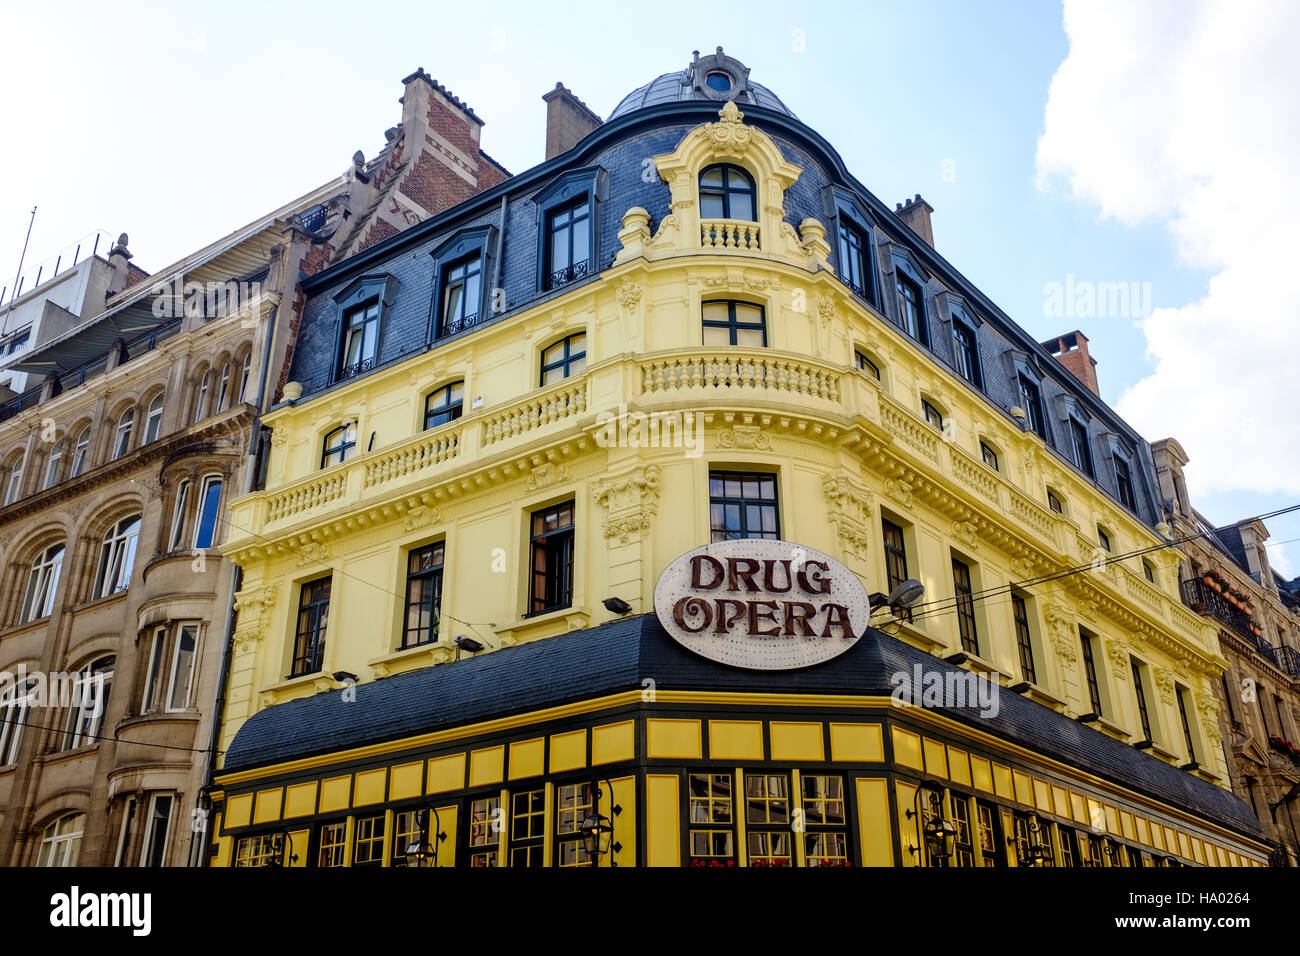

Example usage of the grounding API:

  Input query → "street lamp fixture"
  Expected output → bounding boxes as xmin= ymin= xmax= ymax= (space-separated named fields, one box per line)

xmin=403 ymin=807 xmax=448 ymax=867
xmin=579 ymin=778 xmax=623 ymax=866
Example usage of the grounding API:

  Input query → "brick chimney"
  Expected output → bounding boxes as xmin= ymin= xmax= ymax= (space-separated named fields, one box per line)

xmin=895 ymin=194 xmax=934 ymax=247
xmin=543 ymin=83 xmax=602 ymax=160
xmin=1042 ymin=330 xmax=1100 ymax=397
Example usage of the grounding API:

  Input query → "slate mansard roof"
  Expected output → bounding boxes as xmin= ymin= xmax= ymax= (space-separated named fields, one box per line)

xmin=224 ymin=614 xmax=1264 ymax=843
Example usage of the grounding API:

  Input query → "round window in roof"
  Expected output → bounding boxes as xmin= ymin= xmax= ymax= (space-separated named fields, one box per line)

xmin=704 ymin=71 xmax=733 ymax=92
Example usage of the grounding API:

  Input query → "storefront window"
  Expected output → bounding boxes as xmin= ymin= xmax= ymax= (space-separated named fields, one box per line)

xmin=688 ymin=772 xmax=735 ymax=865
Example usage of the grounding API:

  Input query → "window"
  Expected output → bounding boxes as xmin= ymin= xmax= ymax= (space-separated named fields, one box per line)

xmin=168 ymin=479 xmax=190 ymax=551
xmin=952 ymin=322 xmax=981 ymax=387
xmin=688 ymin=772 xmax=735 ymax=864
xmin=165 ymin=623 xmax=199 ymax=711
xmin=113 ymin=796 xmax=137 ymax=867
xmin=424 ymin=382 xmax=464 ymax=430
xmin=975 ymin=800 xmax=1003 ymax=867
xmin=922 ymin=399 xmax=944 ymax=431
xmin=192 ymin=476 xmax=222 ymax=549
xmin=539 ymin=332 xmax=586 ymax=386
xmin=1097 ymin=526 xmax=1112 ymax=552
xmin=709 ymin=471 xmax=779 ymax=541
xmin=4 ymin=454 xmax=23 ymax=504
xmin=952 ymin=558 xmax=979 ymax=655
xmin=238 ymin=352 xmax=252 ymax=404
xmin=555 ymin=781 xmax=595 ymax=867
xmin=339 ymin=300 xmax=380 ymax=378
xmin=0 ymin=678 xmax=35 ymax=766
xmin=440 ymin=255 xmax=483 ymax=338
xmin=1142 ymin=559 xmax=1156 ymax=583
xmin=699 ymin=164 xmax=755 ymax=220
xmin=62 ymin=656 xmax=114 ymax=750
xmin=141 ymin=626 xmax=166 ymax=712
xmin=704 ymin=70 xmax=733 ymax=91
xmin=139 ymin=794 xmax=173 ymax=867
xmin=193 ymin=373 xmax=209 ymax=423
xmin=838 ymin=221 xmax=873 ymax=301
xmin=43 ymin=440 xmax=63 ymax=489
xmin=465 ymin=796 xmax=501 ymax=867
xmin=801 ymin=774 xmax=849 ymax=866
xmin=855 ymin=350 xmax=880 ymax=380
xmin=510 ymin=789 xmax=546 ymax=867
xmin=1132 ymin=658 xmax=1153 ymax=743
xmin=745 ymin=773 xmax=792 ymax=866
xmin=232 ymin=834 xmax=279 ymax=867
xmin=144 ymin=393 xmax=164 ymax=443
xmin=217 ymin=364 xmax=231 ymax=411
xmin=315 ymin=821 xmax=347 ymax=867
xmin=882 ymin=519 xmax=909 ymax=594
xmin=1047 ymin=489 xmax=1063 ymax=514
xmin=292 ymin=578 xmax=331 ymax=676
xmin=1012 ymin=593 xmax=1037 ymax=684
xmin=894 ymin=272 xmax=928 ymax=344
xmin=1069 ymin=418 xmax=1094 ymax=478
xmin=353 ymin=815 xmax=385 ymax=866
xmin=36 ymin=813 xmax=85 ymax=867
xmin=21 ymin=543 xmax=63 ymax=624
xmin=402 ymin=542 xmax=444 ymax=648
xmin=980 ymin=441 xmax=999 ymax=471
xmin=93 ymin=515 xmax=140 ymax=599
xmin=321 ymin=423 xmax=356 ymax=469
xmin=1080 ymin=632 xmax=1103 ymax=717
xmin=1114 ymin=454 xmax=1136 ymax=511
xmin=112 ymin=409 xmax=134 ymax=459
xmin=392 ymin=810 xmax=422 ymax=867
xmin=1177 ymin=685 xmax=1197 ymax=764
xmin=701 ymin=300 xmax=766 ymax=347
xmin=529 ymin=502 xmax=574 ymax=615
xmin=70 ymin=427 xmax=90 ymax=478
xmin=545 ymin=198 xmax=591 ymax=289
xmin=950 ymin=794 xmax=975 ymax=867
xmin=1018 ymin=375 xmax=1045 ymax=438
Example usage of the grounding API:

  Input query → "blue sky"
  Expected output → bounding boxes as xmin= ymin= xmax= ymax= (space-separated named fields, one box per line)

xmin=3 ymin=0 xmax=1297 ymax=570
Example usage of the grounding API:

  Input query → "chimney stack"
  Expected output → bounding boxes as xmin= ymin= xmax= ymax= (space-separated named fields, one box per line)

xmin=106 ymin=233 xmax=131 ymax=296
xmin=1042 ymin=330 xmax=1100 ymax=397
xmin=543 ymin=83 xmax=602 ymax=160
xmin=895 ymin=194 xmax=935 ymax=247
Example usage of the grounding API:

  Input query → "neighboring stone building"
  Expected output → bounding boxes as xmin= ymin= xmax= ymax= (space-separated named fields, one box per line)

xmin=0 ymin=69 xmax=508 ymax=867
xmin=1153 ymin=438 xmax=1300 ymax=866
xmin=207 ymin=51 xmax=1268 ymax=868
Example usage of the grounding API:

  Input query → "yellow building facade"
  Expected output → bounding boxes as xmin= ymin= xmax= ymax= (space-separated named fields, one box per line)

xmin=209 ymin=55 xmax=1270 ymax=867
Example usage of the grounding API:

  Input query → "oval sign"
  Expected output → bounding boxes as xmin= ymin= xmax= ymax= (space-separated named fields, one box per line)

xmin=653 ymin=539 xmax=871 ymax=670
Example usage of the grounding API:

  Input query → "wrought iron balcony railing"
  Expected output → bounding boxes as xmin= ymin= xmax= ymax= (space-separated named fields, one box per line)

xmin=1181 ymin=577 xmax=1260 ymax=644
xmin=547 ymin=259 xmax=590 ymax=291
xmin=439 ymin=311 xmax=486 ymax=339
xmin=338 ymin=356 xmax=376 ymax=381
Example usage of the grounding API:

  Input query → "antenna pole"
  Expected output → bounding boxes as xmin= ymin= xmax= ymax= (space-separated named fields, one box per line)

xmin=3 ymin=205 xmax=37 ymax=335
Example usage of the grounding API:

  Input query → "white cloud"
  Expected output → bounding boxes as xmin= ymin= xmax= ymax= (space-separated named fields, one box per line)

xmin=1036 ymin=0 xmax=1300 ymax=500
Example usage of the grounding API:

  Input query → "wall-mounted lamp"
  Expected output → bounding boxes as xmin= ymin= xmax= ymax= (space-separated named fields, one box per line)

xmin=266 ymin=828 xmax=299 ymax=868
xmin=602 ymin=596 xmax=632 ymax=616
xmin=403 ymin=807 xmax=448 ymax=868
xmin=580 ymin=778 xmax=623 ymax=866
xmin=1007 ymin=814 xmax=1053 ymax=867
xmin=868 ymin=579 xmax=926 ymax=624
xmin=905 ymin=784 xmax=955 ymax=866
xmin=1008 ymin=680 xmax=1032 ymax=694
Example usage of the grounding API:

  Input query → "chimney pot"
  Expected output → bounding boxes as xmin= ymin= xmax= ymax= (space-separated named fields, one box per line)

xmin=543 ymin=83 xmax=602 ymax=160
xmin=1042 ymin=329 xmax=1100 ymax=396
xmin=895 ymin=194 xmax=935 ymax=247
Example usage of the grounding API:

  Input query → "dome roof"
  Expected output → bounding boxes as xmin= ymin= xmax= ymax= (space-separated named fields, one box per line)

xmin=607 ymin=49 xmax=798 ymax=121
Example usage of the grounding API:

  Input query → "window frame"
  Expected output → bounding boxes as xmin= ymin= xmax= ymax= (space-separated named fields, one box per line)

xmin=1132 ymin=657 xmax=1154 ymax=743
xmin=70 ymin=427 xmax=90 ymax=478
xmin=20 ymin=542 xmax=64 ymax=624
xmin=0 ymin=677 xmax=35 ymax=766
xmin=980 ymin=441 xmax=999 ymax=471
xmin=5 ymin=453 xmax=24 ymax=504
xmin=952 ymin=557 xmax=980 ymax=656
xmin=698 ymin=163 xmax=756 ymax=221
xmin=532 ymin=167 xmax=602 ymax=295
xmin=93 ymin=514 xmax=141 ymax=599
xmin=708 ymin=470 xmax=780 ymax=541
xmin=192 ymin=474 xmax=223 ymax=549
xmin=1080 ymin=631 xmax=1104 ymax=717
xmin=921 ymin=398 xmax=945 ymax=432
xmin=291 ymin=576 xmax=332 ymax=677
xmin=337 ymin=299 xmax=381 ymax=381
xmin=402 ymin=541 xmax=445 ymax=649
xmin=837 ymin=218 xmax=876 ymax=305
xmin=854 ymin=350 xmax=881 ymax=380
xmin=539 ymin=332 xmax=587 ymax=387
xmin=331 ymin=273 xmax=397 ymax=384
xmin=891 ymin=258 xmax=931 ymax=347
xmin=528 ymin=501 xmax=575 ymax=616
xmin=701 ymin=300 xmax=766 ymax=348
xmin=423 ymin=381 xmax=465 ymax=431
xmin=543 ymin=196 xmax=593 ymax=291
xmin=168 ymin=479 xmax=191 ymax=552
xmin=36 ymin=813 xmax=85 ymax=867
xmin=430 ymin=229 xmax=495 ymax=341
xmin=164 ymin=622 xmax=200 ymax=712
xmin=144 ymin=393 xmax=164 ymax=443
xmin=1113 ymin=452 xmax=1137 ymax=512
xmin=139 ymin=792 xmax=173 ymax=867
xmin=1069 ymin=417 xmax=1095 ymax=478
xmin=61 ymin=656 xmax=114 ymax=751
xmin=951 ymin=318 xmax=983 ymax=389
xmin=112 ymin=408 xmax=134 ymax=460
xmin=320 ymin=423 xmax=357 ymax=469
xmin=1011 ymin=592 xmax=1037 ymax=685
xmin=141 ymin=625 xmax=167 ymax=713
xmin=43 ymin=439 xmax=64 ymax=489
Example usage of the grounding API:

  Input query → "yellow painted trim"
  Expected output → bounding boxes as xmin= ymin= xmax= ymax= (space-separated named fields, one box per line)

xmin=735 ymin=769 xmax=748 ymax=867
xmin=792 ymin=769 xmax=806 ymax=868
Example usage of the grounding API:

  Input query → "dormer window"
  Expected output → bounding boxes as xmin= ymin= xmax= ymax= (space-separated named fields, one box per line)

xmin=441 ymin=255 xmax=483 ymax=337
xmin=705 ymin=71 xmax=734 ymax=92
xmin=545 ymin=197 xmax=591 ymax=290
xmin=895 ymin=272 xmax=927 ymax=345
xmin=838 ymin=220 xmax=873 ymax=303
xmin=1070 ymin=418 xmax=1095 ymax=478
xmin=699 ymin=164 xmax=755 ymax=221
xmin=339 ymin=300 xmax=380 ymax=379
xmin=1114 ymin=453 xmax=1137 ymax=511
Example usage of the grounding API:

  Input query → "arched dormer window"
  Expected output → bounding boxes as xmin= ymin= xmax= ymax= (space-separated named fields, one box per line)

xmin=699 ymin=164 xmax=755 ymax=221
xmin=424 ymin=382 xmax=465 ymax=430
